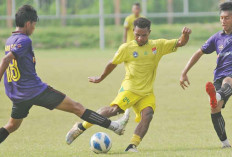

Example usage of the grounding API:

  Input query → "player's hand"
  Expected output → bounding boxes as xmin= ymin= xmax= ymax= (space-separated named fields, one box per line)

xmin=88 ymin=76 xmax=103 ymax=83
xmin=180 ymin=73 xmax=190 ymax=90
xmin=182 ymin=27 xmax=192 ymax=35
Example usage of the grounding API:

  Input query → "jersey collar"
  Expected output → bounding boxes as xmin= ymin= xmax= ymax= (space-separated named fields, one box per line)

xmin=221 ymin=30 xmax=232 ymax=35
xmin=134 ymin=40 xmax=149 ymax=46
xmin=12 ymin=31 xmax=26 ymax=35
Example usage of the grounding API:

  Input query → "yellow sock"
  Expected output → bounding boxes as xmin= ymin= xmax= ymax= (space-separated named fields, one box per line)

xmin=130 ymin=134 xmax=141 ymax=146
xmin=82 ymin=121 xmax=94 ymax=129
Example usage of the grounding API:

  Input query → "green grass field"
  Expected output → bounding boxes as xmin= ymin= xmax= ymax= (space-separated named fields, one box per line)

xmin=1 ymin=45 xmax=232 ymax=157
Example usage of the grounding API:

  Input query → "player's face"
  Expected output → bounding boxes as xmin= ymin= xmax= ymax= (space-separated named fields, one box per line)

xmin=25 ymin=21 xmax=36 ymax=36
xmin=220 ymin=11 xmax=232 ymax=33
xmin=132 ymin=5 xmax=141 ymax=17
xmin=133 ymin=26 xmax=151 ymax=46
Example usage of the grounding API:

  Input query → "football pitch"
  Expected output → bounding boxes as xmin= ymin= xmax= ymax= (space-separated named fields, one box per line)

xmin=1 ymin=45 xmax=232 ymax=157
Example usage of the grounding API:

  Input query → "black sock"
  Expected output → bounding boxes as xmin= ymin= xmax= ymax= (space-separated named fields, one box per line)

xmin=81 ymin=109 xmax=111 ymax=128
xmin=78 ymin=123 xmax=86 ymax=131
xmin=0 ymin=127 xmax=9 ymax=144
xmin=211 ymin=112 xmax=227 ymax=141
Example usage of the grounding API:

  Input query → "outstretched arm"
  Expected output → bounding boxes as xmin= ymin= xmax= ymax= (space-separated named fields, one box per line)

xmin=176 ymin=27 xmax=192 ymax=48
xmin=180 ymin=49 xmax=204 ymax=89
xmin=88 ymin=60 xmax=117 ymax=83
xmin=0 ymin=52 xmax=15 ymax=82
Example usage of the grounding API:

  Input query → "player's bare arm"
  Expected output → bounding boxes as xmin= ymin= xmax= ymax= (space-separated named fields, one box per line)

xmin=88 ymin=60 xmax=117 ymax=83
xmin=0 ymin=52 xmax=15 ymax=81
xmin=180 ymin=49 xmax=204 ymax=89
xmin=176 ymin=27 xmax=192 ymax=48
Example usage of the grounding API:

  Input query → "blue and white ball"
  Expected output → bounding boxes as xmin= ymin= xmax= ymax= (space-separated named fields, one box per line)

xmin=90 ymin=132 xmax=112 ymax=154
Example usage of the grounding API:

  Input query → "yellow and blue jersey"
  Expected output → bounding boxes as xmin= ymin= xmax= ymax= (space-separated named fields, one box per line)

xmin=112 ymin=39 xmax=178 ymax=96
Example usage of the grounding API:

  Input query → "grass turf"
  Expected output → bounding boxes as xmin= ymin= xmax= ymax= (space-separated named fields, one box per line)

xmin=1 ymin=45 xmax=232 ymax=157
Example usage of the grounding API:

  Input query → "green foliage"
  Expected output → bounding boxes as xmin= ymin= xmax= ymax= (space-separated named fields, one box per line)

xmin=0 ymin=23 xmax=221 ymax=49
xmin=0 ymin=0 xmax=222 ymax=26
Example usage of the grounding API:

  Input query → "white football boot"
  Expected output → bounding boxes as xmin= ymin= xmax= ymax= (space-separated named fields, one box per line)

xmin=222 ymin=139 xmax=231 ymax=149
xmin=66 ymin=122 xmax=84 ymax=145
xmin=113 ymin=109 xmax=130 ymax=135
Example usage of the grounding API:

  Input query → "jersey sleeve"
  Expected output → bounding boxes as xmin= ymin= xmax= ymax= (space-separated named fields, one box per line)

xmin=124 ymin=17 xmax=129 ymax=28
xmin=112 ymin=44 xmax=127 ymax=64
xmin=11 ymin=38 xmax=31 ymax=58
xmin=201 ymin=35 xmax=216 ymax=54
xmin=156 ymin=39 xmax=178 ymax=56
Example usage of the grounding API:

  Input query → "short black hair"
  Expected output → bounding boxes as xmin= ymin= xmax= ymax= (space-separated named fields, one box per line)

xmin=220 ymin=1 xmax=232 ymax=12
xmin=133 ymin=2 xmax=140 ymax=7
xmin=134 ymin=17 xmax=151 ymax=30
xmin=15 ymin=5 xmax=38 ymax=27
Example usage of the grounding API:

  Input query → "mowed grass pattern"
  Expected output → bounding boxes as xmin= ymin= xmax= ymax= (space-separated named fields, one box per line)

xmin=0 ymin=46 xmax=232 ymax=157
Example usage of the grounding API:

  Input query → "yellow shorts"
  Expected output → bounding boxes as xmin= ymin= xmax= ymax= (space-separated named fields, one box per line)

xmin=110 ymin=91 xmax=156 ymax=122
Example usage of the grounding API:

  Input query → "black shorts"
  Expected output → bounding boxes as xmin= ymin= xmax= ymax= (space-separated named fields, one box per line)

xmin=11 ymin=86 xmax=66 ymax=119
xmin=213 ymin=75 xmax=232 ymax=108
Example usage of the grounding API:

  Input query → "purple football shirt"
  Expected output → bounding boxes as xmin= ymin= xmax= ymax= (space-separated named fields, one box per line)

xmin=4 ymin=31 xmax=47 ymax=103
xmin=202 ymin=31 xmax=232 ymax=81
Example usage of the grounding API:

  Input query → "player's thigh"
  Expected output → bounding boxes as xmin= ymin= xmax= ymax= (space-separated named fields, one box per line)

xmin=110 ymin=91 xmax=142 ymax=111
xmin=133 ymin=94 xmax=156 ymax=123
xmin=56 ymin=96 xmax=85 ymax=116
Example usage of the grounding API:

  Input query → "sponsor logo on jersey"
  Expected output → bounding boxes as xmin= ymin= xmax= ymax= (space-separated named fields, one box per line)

xmin=133 ymin=51 xmax=138 ymax=58
xmin=152 ymin=47 xmax=157 ymax=54
xmin=218 ymin=45 xmax=224 ymax=51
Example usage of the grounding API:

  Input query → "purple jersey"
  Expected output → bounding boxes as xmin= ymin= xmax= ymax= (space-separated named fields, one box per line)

xmin=4 ymin=31 xmax=47 ymax=103
xmin=201 ymin=31 xmax=232 ymax=81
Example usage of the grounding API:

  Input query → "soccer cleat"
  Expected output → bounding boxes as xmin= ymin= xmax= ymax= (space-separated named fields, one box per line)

xmin=113 ymin=109 xmax=130 ymax=135
xmin=125 ymin=144 xmax=138 ymax=152
xmin=222 ymin=139 xmax=231 ymax=148
xmin=206 ymin=82 xmax=217 ymax=109
xmin=66 ymin=122 xmax=84 ymax=145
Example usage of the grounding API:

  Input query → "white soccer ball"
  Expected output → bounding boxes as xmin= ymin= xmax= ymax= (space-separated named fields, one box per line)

xmin=90 ymin=132 xmax=112 ymax=154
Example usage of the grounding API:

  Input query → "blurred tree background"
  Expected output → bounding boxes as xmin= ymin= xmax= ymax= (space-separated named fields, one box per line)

xmin=0 ymin=0 xmax=222 ymax=27
xmin=0 ymin=0 xmax=226 ymax=49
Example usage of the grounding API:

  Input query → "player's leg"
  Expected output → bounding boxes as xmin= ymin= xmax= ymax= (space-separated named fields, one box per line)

xmin=80 ymin=105 xmax=124 ymax=130
xmin=125 ymin=107 xmax=154 ymax=152
xmin=0 ymin=118 xmax=23 ymax=144
xmin=125 ymin=94 xmax=155 ymax=152
xmin=56 ymin=96 xmax=126 ymax=130
xmin=31 ymin=86 xmax=129 ymax=144
xmin=206 ymin=77 xmax=232 ymax=148
xmin=66 ymin=91 xmax=140 ymax=144
xmin=0 ymin=99 xmax=32 ymax=144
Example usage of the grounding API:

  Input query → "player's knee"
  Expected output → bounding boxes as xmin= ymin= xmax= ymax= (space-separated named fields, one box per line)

xmin=142 ymin=110 xmax=154 ymax=122
xmin=109 ymin=105 xmax=123 ymax=115
xmin=211 ymin=106 xmax=222 ymax=114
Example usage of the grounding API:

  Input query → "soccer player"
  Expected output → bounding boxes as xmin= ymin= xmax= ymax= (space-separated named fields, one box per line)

xmin=123 ymin=2 xmax=141 ymax=43
xmin=66 ymin=17 xmax=191 ymax=152
xmin=180 ymin=2 xmax=232 ymax=148
xmin=0 ymin=5 xmax=129 ymax=145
